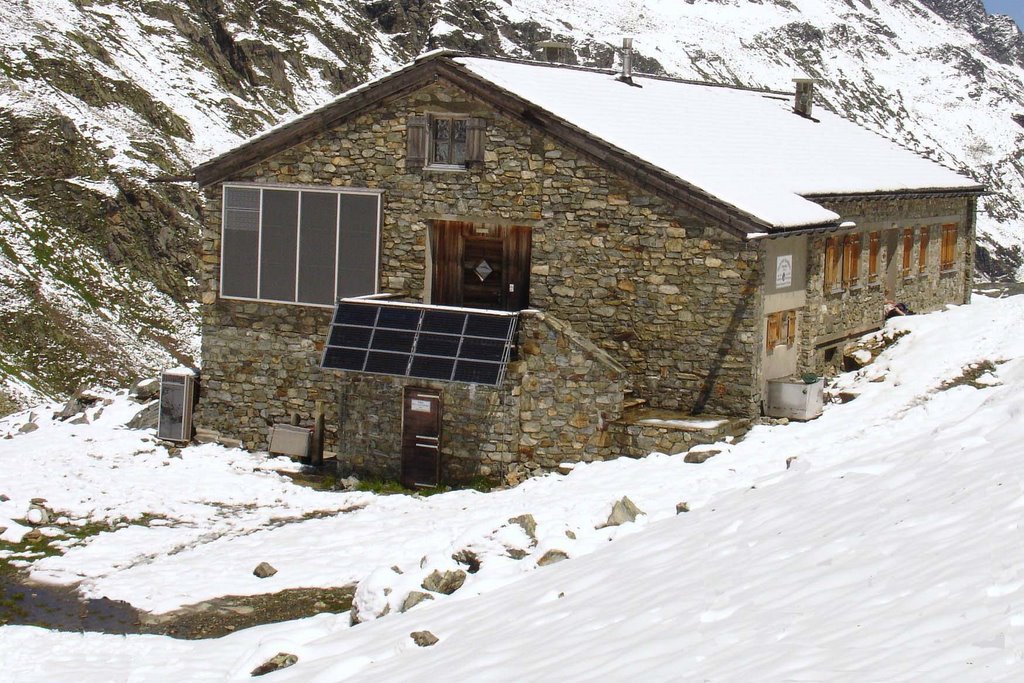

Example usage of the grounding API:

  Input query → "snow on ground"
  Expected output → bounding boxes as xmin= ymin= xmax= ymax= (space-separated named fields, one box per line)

xmin=3 ymin=294 xmax=1024 ymax=679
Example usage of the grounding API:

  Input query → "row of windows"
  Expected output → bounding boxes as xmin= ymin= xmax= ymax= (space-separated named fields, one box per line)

xmin=221 ymin=185 xmax=381 ymax=307
xmin=824 ymin=224 xmax=958 ymax=293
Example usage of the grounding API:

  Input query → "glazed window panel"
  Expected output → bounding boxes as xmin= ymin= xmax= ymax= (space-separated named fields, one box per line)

xmin=221 ymin=186 xmax=261 ymax=299
xmin=259 ymin=190 xmax=299 ymax=301
xmin=843 ymin=234 xmax=861 ymax=286
xmin=432 ymin=117 xmax=467 ymax=166
xmin=297 ymin=191 xmax=340 ymax=305
xmin=918 ymin=226 xmax=930 ymax=274
xmin=337 ymin=193 xmax=381 ymax=298
xmin=941 ymin=223 xmax=957 ymax=271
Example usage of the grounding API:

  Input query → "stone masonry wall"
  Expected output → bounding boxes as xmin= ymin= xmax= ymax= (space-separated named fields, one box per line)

xmin=332 ymin=310 xmax=625 ymax=482
xmin=801 ymin=195 xmax=974 ymax=370
xmin=196 ymin=77 xmax=764 ymax=463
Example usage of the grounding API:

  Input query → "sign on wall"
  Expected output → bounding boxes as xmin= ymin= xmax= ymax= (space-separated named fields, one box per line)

xmin=776 ymin=254 xmax=793 ymax=289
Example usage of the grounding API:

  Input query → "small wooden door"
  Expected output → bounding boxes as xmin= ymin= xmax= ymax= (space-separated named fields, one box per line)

xmin=401 ymin=388 xmax=442 ymax=488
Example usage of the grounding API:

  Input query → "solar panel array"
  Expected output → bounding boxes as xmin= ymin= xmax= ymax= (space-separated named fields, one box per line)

xmin=321 ymin=299 xmax=519 ymax=386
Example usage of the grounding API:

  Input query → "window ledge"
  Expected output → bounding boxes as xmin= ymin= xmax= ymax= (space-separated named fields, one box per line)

xmin=826 ymin=286 xmax=845 ymax=296
xmin=939 ymin=268 xmax=958 ymax=277
xmin=424 ymin=164 xmax=469 ymax=173
xmin=847 ymin=283 xmax=864 ymax=292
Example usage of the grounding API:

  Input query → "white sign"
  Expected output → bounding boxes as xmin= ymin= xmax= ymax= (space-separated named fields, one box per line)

xmin=410 ymin=399 xmax=432 ymax=413
xmin=776 ymin=254 xmax=793 ymax=289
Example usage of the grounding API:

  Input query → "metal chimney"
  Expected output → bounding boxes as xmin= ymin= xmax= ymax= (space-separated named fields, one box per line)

xmin=621 ymin=37 xmax=634 ymax=80
xmin=793 ymin=77 xmax=816 ymax=117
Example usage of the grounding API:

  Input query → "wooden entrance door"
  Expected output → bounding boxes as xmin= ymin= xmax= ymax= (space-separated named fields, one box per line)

xmin=401 ymin=388 xmax=441 ymax=488
xmin=431 ymin=220 xmax=531 ymax=311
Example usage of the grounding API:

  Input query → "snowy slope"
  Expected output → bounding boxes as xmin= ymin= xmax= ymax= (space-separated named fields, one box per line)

xmin=2 ymin=292 xmax=1024 ymax=679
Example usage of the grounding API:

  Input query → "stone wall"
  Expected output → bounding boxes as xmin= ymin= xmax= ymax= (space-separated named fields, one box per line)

xmin=334 ymin=310 xmax=626 ymax=482
xmin=801 ymin=195 xmax=974 ymax=370
xmin=196 ymin=77 xmax=764 ymax=465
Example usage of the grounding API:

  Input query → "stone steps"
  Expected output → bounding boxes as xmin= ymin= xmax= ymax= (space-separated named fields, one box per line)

xmin=609 ymin=407 xmax=751 ymax=458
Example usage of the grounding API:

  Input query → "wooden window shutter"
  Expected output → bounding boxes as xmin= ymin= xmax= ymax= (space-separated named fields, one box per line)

xmin=430 ymin=220 xmax=463 ymax=305
xmin=466 ymin=117 xmax=486 ymax=166
xmin=406 ymin=115 xmax=428 ymax=169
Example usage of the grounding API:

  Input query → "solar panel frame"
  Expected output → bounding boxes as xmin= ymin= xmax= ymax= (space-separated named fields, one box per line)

xmin=321 ymin=298 xmax=518 ymax=386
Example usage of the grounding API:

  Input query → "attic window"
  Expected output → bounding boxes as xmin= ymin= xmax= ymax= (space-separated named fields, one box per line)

xmin=407 ymin=115 xmax=486 ymax=170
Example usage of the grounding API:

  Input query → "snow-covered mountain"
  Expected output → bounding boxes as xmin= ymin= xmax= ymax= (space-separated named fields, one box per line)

xmin=1 ymin=0 xmax=1023 ymax=406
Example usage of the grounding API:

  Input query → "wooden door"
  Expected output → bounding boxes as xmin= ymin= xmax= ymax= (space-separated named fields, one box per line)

xmin=431 ymin=220 xmax=531 ymax=311
xmin=462 ymin=225 xmax=506 ymax=309
xmin=401 ymin=388 xmax=441 ymax=488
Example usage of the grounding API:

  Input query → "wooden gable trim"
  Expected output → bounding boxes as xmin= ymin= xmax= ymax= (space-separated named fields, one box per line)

xmin=194 ymin=60 xmax=444 ymax=186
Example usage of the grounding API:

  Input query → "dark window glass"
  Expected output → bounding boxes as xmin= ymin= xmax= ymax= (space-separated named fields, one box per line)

xmin=465 ymin=315 xmax=514 ymax=339
xmin=416 ymin=333 xmax=462 ymax=356
xmin=370 ymin=329 xmax=416 ymax=353
xmin=221 ymin=187 xmax=260 ymax=298
xmin=335 ymin=303 xmax=378 ymax=326
xmin=421 ymin=310 xmax=467 ymax=334
xmin=453 ymin=360 xmax=501 ymax=384
xmin=259 ymin=190 xmax=298 ymax=301
xmin=298 ymin=192 xmax=338 ymax=305
xmin=328 ymin=325 xmax=372 ymax=348
xmin=323 ymin=347 xmax=366 ymax=371
xmin=376 ymin=305 xmax=420 ymax=330
xmin=365 ymin=351 xmax=410 ymax=375
xmin=338 ymin=194 xmax=379 ymax=298
xmin=411 ymin=356 xmax=455 ymax=381
xmin=459 ymin=336 xmax=506 ymax=361
xmin=431 ymin=117 xmax=467 ymax=165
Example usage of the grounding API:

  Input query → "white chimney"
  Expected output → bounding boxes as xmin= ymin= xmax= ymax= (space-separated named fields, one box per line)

xmin=793 ymin=77 xmax=816 ymax=117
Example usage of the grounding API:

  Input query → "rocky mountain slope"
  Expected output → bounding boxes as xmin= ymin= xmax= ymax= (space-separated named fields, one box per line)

xmin=1 ymin=0 xmax=1022 ymax=408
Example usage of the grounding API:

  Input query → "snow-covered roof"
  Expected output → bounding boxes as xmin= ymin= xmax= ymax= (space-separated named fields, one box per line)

xmin=196 ymin=52 xmax=983 ymax=230
xmin=455 ymin=57 xmax=982 ymax=229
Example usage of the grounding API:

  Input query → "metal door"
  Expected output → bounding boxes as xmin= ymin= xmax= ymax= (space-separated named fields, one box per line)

xmin=401 ymin=388 xmax=442 ymax=488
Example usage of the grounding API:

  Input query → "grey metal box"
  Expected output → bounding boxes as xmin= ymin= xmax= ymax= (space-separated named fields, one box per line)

xmin=268 ymin=424 xmax=311 ymax=458
xmin=766 ymin=377 xmax=824 ymax=420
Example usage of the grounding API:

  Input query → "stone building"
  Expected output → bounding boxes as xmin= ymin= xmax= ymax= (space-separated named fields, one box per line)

xmin=192 ymin=51 xmax=983 ymax=486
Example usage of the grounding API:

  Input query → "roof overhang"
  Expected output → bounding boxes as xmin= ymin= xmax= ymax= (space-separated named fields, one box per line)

xmin=193 ymin=53 xmax=985 ymax=241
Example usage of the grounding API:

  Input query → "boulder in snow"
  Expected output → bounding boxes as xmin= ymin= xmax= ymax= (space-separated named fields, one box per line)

xmin=411 ymin=630 xmax=439 ymax=647
xmin=537 ymin=549 xmax=569 ymax=566
xmin=250 ymin=653 xmax=297 ymax=677
xmin=130 ymin=378 xmax=160 ymax=403
xmin=676 ymin=502 xmax=690 ymax=514
xmin=508 ymin=513 xmax=537 ymax=542
xmin=421 ymin=568 xmax=466 ymax=595
xmin=126 ymin=402 xmax=159 ymax=430
xmin=253 ymin=562 xmax=278 ymax=579
xmin=401 ymin=591 xmax=435 ymax=613
xmin=602 ymin=496 xmax=645 ymax=528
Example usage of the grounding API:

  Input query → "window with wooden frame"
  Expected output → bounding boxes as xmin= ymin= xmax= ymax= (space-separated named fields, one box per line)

xmin=766 ymin=310 xmax=798 ymax=353
xmin=901 ymin=228 xmax=914 ymax=277
xmin=824 ymin=236 xmax=843 ymax=292
xmin=918 ymin=226 xmax=930 ymax=274
xmin=843 ymin=234 xmax=861 ymax=287
xmin=940 ymin=223 xmax=957 ymax=271
xmin=868 ymin=231 xmax=880 ymax=284
xmin=406 ymin=114 xmax=486 ymax=170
